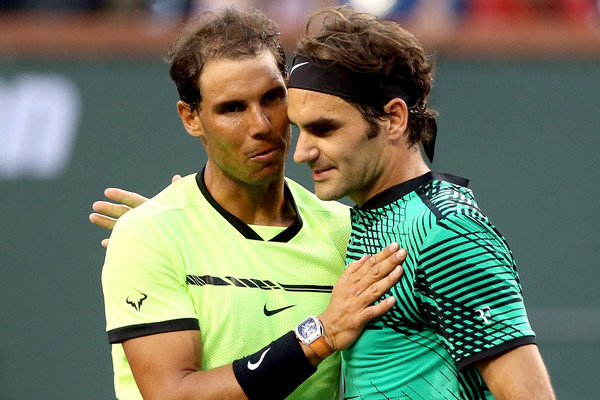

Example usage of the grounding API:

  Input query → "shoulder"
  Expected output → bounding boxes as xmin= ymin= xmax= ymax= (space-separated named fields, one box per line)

xmin=286 ymin=178 xmax=351 ymax=257
xmin=285 ymin=178 xmax=350 ymax=218
xmin=104 ymin=177 xmax=203 ymax=276
xmin=413 ymin=178 xmax=502 ymax=243
xmin=112 ymin=174 xmax=201 ymax=234
xmin=418 ymin=178 xmax=483 ymax=222
xmin=138 ymin=174 xmax=201 ymax=215
xmin=416 ymin=180 xmax=511 ymax=254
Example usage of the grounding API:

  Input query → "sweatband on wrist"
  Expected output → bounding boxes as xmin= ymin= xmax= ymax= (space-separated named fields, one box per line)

xmin=232 ymin=330 xmax=317 ymax=400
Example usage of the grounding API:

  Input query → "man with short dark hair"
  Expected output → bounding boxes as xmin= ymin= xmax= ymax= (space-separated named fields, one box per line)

xmin=94 ymin=5 xmax=556 ymax=400
xmin=97 ymin=7 xmax=404 ymax=400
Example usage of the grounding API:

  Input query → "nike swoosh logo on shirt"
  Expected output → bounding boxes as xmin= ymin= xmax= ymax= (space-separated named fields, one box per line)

xmin=263 ymin=304 xmax=295 ymax=317
xmin=289 ymin=61 xmax=308 ymax=76
xmin=247 ymin=348 xmax=270 ymax=370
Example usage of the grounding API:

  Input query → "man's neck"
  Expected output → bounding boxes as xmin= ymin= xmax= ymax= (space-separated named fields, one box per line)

xmin=351 ymin=149 xmax=430 ymax=208
xmin=203 ymin=165 xmax=296 ymax=227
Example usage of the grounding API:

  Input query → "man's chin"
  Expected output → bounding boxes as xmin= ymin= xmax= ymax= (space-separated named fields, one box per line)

xmin=314 ymin=183 xmax=342 ymax=202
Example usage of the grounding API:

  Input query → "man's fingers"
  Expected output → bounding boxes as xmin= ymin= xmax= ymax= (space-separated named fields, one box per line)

xmin=90 ymin=187 xmax=148 ymax=248
xmin=346 ymin=255 xmax=370 ymax=274
xmin=104 ymin=188 xmax=148 ymax=209
xmin=372 ymin=242 xmax=400 ymax=264
xmin=92 ymin=201 xmax=132 ymax=219
xmin=320 ymin=247 xmax=405 ymax=352
xmin=362 ymin=263 xmax=403 ymax=299
xmin=356 ymin=264 xmax=403 ymax=323
xmin=354 ymin=247 xmax=406 ymax=294
xmin=348 ymin=242 xmax=401 ymax=280
xmin=370 ymin=247 xmax=406 ymax=279
xmin=362 ymin=296 xmax=397 ymax=321
xmin=171 ymin=174 xmax=182 ymax=183
xmin=89 ymin=212 xmax=117 ymax=230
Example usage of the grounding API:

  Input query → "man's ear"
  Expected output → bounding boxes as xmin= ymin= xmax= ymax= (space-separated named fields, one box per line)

xmin=177 ymin=101 xmax=203 ymax=139
xmin=383 ymin=98 xmax=408 ymax=141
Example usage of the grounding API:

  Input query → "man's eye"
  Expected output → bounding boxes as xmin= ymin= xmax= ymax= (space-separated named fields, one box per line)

xmin=264 ymin=91 xmax=284 ymax=103
xmin=310 ymin=126 xmax=335 ymax=136
xmin=220 ymin=103 xmax=244 ymax=113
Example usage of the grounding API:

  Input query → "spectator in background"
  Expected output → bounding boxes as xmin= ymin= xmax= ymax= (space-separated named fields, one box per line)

xmin=466 ymin=0 xmax=598 ymax=24
xmin=0 ymin=0 xmax=102 ymax=11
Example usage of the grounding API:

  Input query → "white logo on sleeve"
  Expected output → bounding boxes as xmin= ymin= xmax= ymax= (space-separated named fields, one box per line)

xmin=247 ymin=347 xmax=271 ymax=370
xmin=476 ymin=306 xmax=492 ymax=324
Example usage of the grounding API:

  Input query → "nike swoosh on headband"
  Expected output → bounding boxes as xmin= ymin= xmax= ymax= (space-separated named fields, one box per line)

xmin=247 ymin=347 xmax=271 ymax=370
xmin=289 ymin=61 xmax=309 ymax=76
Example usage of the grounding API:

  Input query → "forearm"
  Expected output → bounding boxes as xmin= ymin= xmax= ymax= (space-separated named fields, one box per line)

xmin=298 ymin=340 xmax=327 ymax=367
xmin=132 ymin=363 xmax=247 ymax=400
xmin=127 ymin=331 xmax=316 ymax=400
xmin=125 ymin=333 xmax=247 ymax=400
xmin=164 ymin=364 xmax=247 ymax=400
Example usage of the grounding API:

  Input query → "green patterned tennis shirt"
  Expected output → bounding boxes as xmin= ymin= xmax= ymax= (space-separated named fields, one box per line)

xmin=342 ymin=172 xmax=536 ymax=400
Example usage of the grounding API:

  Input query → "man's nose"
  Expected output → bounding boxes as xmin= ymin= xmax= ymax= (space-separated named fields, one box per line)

xmin=250 ymin=105 xmax=271 ymax=136
xmin=293 ymin=131 xmax=319 ymax=164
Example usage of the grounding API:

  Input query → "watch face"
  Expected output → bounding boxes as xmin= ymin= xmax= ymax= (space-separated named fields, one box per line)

xmin=297 ymin=316 xmax=322 ymax=344
xmin=299 ymin=319 xmax=318 ymax=337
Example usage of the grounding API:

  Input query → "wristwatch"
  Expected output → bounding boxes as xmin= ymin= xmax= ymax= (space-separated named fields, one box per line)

xmin=294 ymin=315 xmax=333 ymax=360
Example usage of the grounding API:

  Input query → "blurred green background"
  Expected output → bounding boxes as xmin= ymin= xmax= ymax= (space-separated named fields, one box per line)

xmin=1 ymin=2 xmax=599 ymax=399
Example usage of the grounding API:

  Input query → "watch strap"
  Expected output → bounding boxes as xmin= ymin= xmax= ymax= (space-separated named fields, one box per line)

xmin=309 ymin=336 xmax=333 ymax=360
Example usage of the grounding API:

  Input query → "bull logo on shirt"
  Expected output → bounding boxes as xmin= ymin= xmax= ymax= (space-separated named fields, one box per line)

xmin=126 ymin=293 xmax=147 ymax=312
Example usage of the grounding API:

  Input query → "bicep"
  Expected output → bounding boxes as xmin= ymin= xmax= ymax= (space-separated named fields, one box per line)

xmin=124 ymin=330 xmax=247 ymax=400
xmin=418 ymin=213 xmax=535 ymax=367
xmin=476 ymin=344 xmax=555 ymax=400
xmin=124 ymin=330 xmax=202 ymax=398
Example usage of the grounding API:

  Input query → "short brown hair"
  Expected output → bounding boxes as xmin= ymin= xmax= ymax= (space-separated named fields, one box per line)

xmin=294 ymin=6 xmax=437 ymax=145
xmin=168 ymin=7 xmax=287 ymax=111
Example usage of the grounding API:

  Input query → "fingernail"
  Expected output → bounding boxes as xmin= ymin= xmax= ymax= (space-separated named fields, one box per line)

xmin=396 ymin=248 xmax=406 ymax=259
xmin=389 ymin=242 xmax=399 ymax=251
xmin=386 ymin=296 xmax=396 ymax=306
xmin=393 ymin=265 xmax=402 ymax=276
